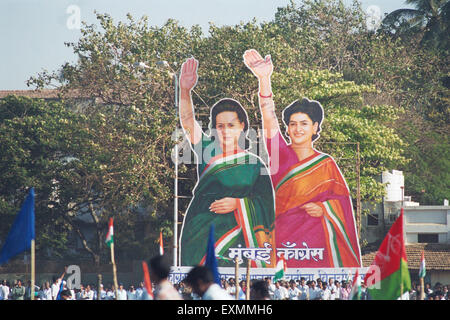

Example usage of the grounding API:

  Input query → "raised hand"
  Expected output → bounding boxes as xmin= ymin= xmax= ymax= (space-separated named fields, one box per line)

xmin=179 ymin=57 xmax=198 ymax=91
xmin=243 ymin=49 xmax=273 ymax=79
xmin=209 ymin=197 xmax=238 ymax=214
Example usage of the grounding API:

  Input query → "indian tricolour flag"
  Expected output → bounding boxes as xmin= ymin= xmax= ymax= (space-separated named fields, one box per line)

xmin=273 ymin=254 xmax=287 ymax=283
xmin=349 ymin=269 xmax=361 ymax=300
xmin=105 ymin=218 xmax=114 ymax=248
xmin=419 ymin=251 xmax=426 ymax=278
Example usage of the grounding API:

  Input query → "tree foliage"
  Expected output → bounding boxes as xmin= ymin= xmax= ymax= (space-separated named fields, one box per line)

xmin=3 ymin=0 xmax=445 ymax=261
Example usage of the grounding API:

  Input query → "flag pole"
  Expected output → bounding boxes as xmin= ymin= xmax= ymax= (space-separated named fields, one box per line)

xmin=110 ymin=243 xmax=119 ymax=300
xmin=235 ymin=258 xmax=239 ymax=300
xmin=246 ymin=259 xmax=251 ymax=300
xmin=31 ymin=239 xmax=35 ymax=301
xmin=400 ymin=282 xmax=403 ymax=300
xmin=420 ymin=277 xmax=425 ymax=300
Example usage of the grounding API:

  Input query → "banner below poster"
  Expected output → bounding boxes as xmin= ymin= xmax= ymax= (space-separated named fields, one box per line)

xmin=169 ymin=266 xmax=370 ymax=285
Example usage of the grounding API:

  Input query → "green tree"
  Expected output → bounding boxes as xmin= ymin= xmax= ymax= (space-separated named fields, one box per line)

xmin=380 ymin=0 xmax=450 ymax=50
xmin=0 ymin=96 xmax=88 ymax=259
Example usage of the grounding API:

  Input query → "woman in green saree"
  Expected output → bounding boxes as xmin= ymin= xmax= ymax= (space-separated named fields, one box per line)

xmin=178 ymin=57 xmax=276 ymax=267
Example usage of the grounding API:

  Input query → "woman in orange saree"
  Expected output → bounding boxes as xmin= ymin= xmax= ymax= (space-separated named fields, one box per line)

xmin=244 ymin=49 xmax=361 ymax=268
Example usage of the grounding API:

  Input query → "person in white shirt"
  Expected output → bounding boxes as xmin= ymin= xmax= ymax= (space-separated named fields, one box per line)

xmin=227 ymin=278 xmax=237 ymax=297
xmin=288 ymin=280 xmax=301 ymax=300
xmin=327 ymin=278 xmax=337 ymax=300
xmin=98 ymin=284 xmax=107 ymax=300
xmin=38 ymin=282 xmax=52 ymax=300
xmin=51 ymin=279 xmax=61 ymax=300
xmin=116 ymin=283 xmax=128 ymax=300
xmin=320 ymin=283 xmax=332 ymax=300
xmin=184 ymin=266 xmax=232 ymax=300
xmin=127 ymin=285 xmax=137 ymax=300
xmin=1 ymin=280 xmax=10 ymax=300
xmin=273 ymin=280 xmax=288 ymax=300
xmin=265 ymin=277 xmax=276 ymax=300
xmin=84 ymin=284 xmax=95 ymax=300
xmin=51 ymin=267 xmax=67 ymax=300
xmin=223 ymin=281 xmax=233 ymax=296
xmin=106 ymin=287 xmax=116 ymax=300
xmin=135 ymin=282 xmax=145 ymax=300
xmin=308 ymin=280 xmax=321 ymax=300
xmin=297 ymin=278 xmax=309 ymax=300
xmin=76 ymin=285 xmax=87 ymax=300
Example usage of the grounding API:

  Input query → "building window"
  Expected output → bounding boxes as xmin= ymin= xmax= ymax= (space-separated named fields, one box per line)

xmin=389 ymin=214 xmax=398 ymax=223
xmin=367 ymin=214 xmax=379 ymax=226
xmin=418 ymin=234 xmax=439 ymax=243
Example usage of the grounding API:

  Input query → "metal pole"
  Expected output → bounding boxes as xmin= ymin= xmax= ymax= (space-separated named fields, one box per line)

xmin=173 ymin=73 xmax=179 ymax=268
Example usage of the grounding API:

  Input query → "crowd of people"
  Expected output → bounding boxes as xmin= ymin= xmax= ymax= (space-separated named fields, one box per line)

xmin=0 ymin=275 xmax=448 ymax=301
xmin=0 ymin=278 xmax=151 ymax=300
xmin=0 ymin=261 xmax=448 ymax=300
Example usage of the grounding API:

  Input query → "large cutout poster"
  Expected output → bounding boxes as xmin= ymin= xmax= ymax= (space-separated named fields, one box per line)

xmin=178 ymin=50 xmax=361 ymax=268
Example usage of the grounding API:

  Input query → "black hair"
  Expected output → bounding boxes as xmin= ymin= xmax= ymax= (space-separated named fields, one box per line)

xmin=60 ymin=289 xmax=72 ymax=297
xmin=251 ymin=280 xmax=270 ymax=299
xmin=282 ymin=97 xmax=324 ymax=142
xmin=209 ymin=98 xmax=250 ymax=149
xmin=184 ymin=266 xmax=214 ymax=286
xmin=148 ymin=254 xmax=171 ymax=280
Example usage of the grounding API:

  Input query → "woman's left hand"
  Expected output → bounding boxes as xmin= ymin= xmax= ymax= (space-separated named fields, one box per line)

xmin=300 ymin=202 xmax=324 ymax=218
xmin=210 ymin=197 xmax=238 ymax=214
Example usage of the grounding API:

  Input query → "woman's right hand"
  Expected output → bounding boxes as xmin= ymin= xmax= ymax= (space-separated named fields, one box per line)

xmin=179 ymin=57 xmax=198 ymax=91
xmin=209 ymin=197 xmax=238 ymax=214
xmin=300 ymin=202 xmax=324 ymax=218
xmin=243 ymin=49 xmax=273 ymax=80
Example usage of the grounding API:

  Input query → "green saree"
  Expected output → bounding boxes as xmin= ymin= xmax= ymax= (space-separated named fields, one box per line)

xmin=180 ymin=133 xmax=276 ymax=267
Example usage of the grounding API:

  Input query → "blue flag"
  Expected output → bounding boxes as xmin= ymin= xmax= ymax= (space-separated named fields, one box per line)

xmin=205 ymin=224 xmax=221 ymax=285
xmin=0 ymin=188 xmax=35 ymax=265
xmin=56 ymin=279 xmax=65 ymax=300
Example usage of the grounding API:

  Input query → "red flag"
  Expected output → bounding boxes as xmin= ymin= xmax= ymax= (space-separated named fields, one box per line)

xmin=159 ymin=231 xmax=164 ymax=255
xmin=363 ymin=208 xmax=411 ymax=299
xmin=142 ymin=261 xmax=154 ymax=299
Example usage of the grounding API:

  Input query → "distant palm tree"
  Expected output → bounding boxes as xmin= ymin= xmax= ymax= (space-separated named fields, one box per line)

xmin=380 ymin=0 xmax=449 ymax=49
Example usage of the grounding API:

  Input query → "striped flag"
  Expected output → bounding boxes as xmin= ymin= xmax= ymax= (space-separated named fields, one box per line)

xmin=105 ymin=218 xmax=114 ymax=248
xmin=419 ymin=251 xmax=426 ymax=278
xmin=273 ymin=254 xmax=287 ymax=283
xmin=159 ymin=231 xmax=164 ymax=255
xmin=349 ymin=269 xmax=361 ymax=300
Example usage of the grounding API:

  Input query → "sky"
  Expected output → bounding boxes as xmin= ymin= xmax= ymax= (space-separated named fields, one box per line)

xmin=0 ymin=0 xmax=412 ymax=90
